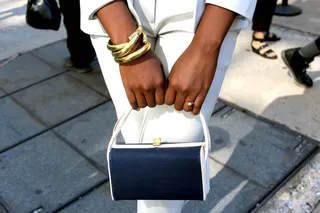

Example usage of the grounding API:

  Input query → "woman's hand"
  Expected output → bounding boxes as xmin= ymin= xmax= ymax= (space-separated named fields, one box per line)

xmin=97 ymin=1 xmax=165 ymax=110
xmin=120 ymin=50 xmax=166 ymax=109
xmin=165 ymin=4 xmax=236 ymax=115
xmin=165 ymin=41 xmax=219 ymax=115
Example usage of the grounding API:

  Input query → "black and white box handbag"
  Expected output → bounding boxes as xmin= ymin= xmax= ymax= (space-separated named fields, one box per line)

xmin=107 ymin=109 xmax=211 ymax=201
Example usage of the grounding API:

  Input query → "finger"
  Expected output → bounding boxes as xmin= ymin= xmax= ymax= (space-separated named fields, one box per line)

xmin=174 ymin=92 xmax=188 ymax=111
xmin=183 ymin=91 xmax=199 ymax=112
xmin=192 ymin=92 xmax=207 ymax=115
xmin=155 ymin=86 xmax=165 ymax=105
xmin=183 ymin=101 xmax=194 ymax=112
xmin=183 ymin=98 xmax=195 ymax=112
xmin=126 ymin=89 xmax=138 ymax=110
xmin=165 ymin=86 xmax=176 ymax=106
xmin=136 ymin=92 xmax=147 ymax=108
xmin=144 ymin=90 xmax=156 ymax=108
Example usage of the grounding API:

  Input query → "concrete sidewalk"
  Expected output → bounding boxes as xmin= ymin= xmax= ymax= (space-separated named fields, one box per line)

xmin=1 ymin=1 xmax=320 ymax=212
xmin=274 ymin=0 xmax=320 ymax=35
xmin=0 ymin=0 xmax=66 ymax=62
xmin=220 ymin=26 xmax=320 ymax=142
xmin=0 ymin=39 xmax=317 ymax=213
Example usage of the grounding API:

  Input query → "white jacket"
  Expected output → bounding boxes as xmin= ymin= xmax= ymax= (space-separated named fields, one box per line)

xmin=80 ymin=0 xmax=257 ymax=36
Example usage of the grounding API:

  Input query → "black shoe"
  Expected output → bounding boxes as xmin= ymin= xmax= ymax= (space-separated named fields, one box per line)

xmin=64 ymin=58 xmax=93 ymax=74
xmin=281 ymin=48 xmax=313 ymax=88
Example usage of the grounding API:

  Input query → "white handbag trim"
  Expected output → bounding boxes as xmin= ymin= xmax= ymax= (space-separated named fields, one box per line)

xmin=107 ymin=108 xmax=211 ymax=200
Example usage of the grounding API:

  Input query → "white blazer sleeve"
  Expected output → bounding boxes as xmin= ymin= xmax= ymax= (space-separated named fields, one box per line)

xmin=205 ymin=0 xmax=257 ymax=20
xmin=80 ymin=0 xmax=141 ymax=36
xmin=80 ymin=0 xmax=114 ymax=20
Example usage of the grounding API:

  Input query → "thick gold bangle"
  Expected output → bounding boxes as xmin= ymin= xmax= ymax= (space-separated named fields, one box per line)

xmin=107 ymin=42 xmax=127 ymax=52
xmin=115 ymin=41 xmax=151 ymax=64
xmin=112 ymin=33 xmax=140 ymax=58
xmin=107 ymin=25 xmax=143 ymax=54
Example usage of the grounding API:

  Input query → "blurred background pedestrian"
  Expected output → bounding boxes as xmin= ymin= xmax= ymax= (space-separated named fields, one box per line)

xmin=282 ymin=37 xmax=320 ymax=87
xmin=251 ymin=0 xmax=280 ymax=59
xmin=59 ymin=0 xmax=96 ymax=73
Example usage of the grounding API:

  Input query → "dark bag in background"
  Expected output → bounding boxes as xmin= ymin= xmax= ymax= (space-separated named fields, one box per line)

xmin=26 ymin=0 xmax=61 ymax=31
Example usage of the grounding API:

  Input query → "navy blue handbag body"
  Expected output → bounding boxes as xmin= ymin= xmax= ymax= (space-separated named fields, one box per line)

xmin=107 ymin=110 xmax=211 ymax=201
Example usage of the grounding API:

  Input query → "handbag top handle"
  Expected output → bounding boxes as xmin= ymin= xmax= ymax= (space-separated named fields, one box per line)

xmin=108 ymin=109 xmax=211 ymax=159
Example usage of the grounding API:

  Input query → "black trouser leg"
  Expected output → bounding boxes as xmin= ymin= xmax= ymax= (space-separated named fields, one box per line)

xmin=59 ymin=0 xmax=96 ymax=67
xmin=252 ymin=0 xmax=277 ymax=32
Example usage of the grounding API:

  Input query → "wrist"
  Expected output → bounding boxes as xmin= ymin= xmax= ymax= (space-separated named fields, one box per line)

xmin=191 ymin=4 xmax=236 ymax=56
xmin=97 ymin=0 xmax=138 ymax=44
xmin=191 ymin=34 xmax=222 ymax=57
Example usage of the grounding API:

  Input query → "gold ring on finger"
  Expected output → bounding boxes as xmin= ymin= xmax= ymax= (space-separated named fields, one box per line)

xmin=187 ymin=102 xmax=194 ymax=107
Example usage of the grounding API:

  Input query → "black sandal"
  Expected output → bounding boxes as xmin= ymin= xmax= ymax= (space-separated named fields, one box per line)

xmin=264 ymin=32 xmax=281 ymax=42
xmin=252 ymin=36 xmax=278 ymax=59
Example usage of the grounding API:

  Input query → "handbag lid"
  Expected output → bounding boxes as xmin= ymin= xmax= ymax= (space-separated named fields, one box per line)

xmin=108 ymin=109 xmax=211 ymax=159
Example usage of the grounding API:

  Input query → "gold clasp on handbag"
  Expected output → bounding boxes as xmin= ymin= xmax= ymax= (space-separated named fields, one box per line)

xmin=153 ymin=137 xmax=161 ymax=146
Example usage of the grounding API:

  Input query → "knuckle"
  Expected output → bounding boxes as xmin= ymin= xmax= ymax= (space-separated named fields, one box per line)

xmin=169 ymin=80 xmax=179 ymax=89
xmin=140 ymin=84 xmax=153 ymax=92
xmin=179 ymin=85 xmax=189 ymax=93
xmin=155 ymin=79 xmax=164 ymax=87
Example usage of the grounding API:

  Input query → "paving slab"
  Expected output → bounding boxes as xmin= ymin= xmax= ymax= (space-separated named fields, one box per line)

xmin=32 ymin=40 xmax=69 ymax=72
xmin=12 ymin=74 xmax=107 ymax=127
xmin=220 ymin=26 xmax=320 ymax=142
xmin=0 ymin=0 xmax=66 ymax=61
xmin=58 ymin=183 xmax=136 ymax=213
xmin=209 ymin=107 xmax=316 ymax=189
xmin=0 ymin=96 xmax=45 ymax=152
xmin=54 ymin=102 xmax=117 ymax=173
xmin=0 ymin=131 xmax=107 ymax=213
xmin=0 ymin=53 xmax=63 ymax=94
xmin=183 ymin=159 xmax=265 ymax=213
xmin=274 ymin=0 xmax=320 ymax=35
xmin=68 ymin=68 xmax=110 ymax=98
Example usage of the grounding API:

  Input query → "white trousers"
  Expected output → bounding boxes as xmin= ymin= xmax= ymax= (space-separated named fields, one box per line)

xmin=89 ymin=2 xmax=240 ymax=212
